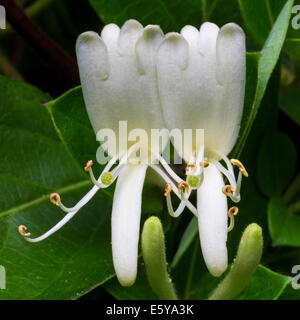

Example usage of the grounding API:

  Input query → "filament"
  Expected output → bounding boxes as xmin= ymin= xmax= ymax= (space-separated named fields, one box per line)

xmin=150 ymin=164 xmax=197 ymax=216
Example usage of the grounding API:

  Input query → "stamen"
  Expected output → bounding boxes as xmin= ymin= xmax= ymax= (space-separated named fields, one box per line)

xmin=84 ymin=160 xmax=105 ymax=187
xmin=165 ymin=192 xmax=188 ymax=218
xmin=200 ymin=160 xmax=209 ymax=168
xmin=18 ymin=225 xmax=31 ymax=237
xmin=150 ymin=164 xmax=197 ymax=216
xmin=227 ymin=206 xmax=239 ymax=232
xmin=222 ymin=185 xmax=235 ymax=197
xmin=50 ymin=193 xmax=60 ymax=206
xmin=164 ymin=183 xmax=172 ymax=196
xmin=178 ymin=181 xmax=189 ymax=194
xmin=212 ymin=160 xmax=236 ymax=188
xmin=49 ymin=193 xmax=71 ymax=213
xmin=212 ymin=150 xmax=235 ymax=176
xmin=84 ymin=160 xmax=93 ymax=172
xmin=230 ymin=159 xmax=248 ymax=178
xmin=231 ymin=170 xmax=242 ymax=203
xmin=154 ymin=153 xmax=183 ymax=183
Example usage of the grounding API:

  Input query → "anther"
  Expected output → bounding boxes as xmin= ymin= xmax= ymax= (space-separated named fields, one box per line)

xmin=186 ymin=163 xmax=197 ymax=175
xmin=230 ymin=159 xmax=248 ymax=177
xmin=18 ymin=225 xmax=31 ymax=237
xmin=50 ymin=193 xmax=61 ymax=206
xmin=164 ymin=183 xmax=172 ymax=197
xmin=84 ymin=160 xmax=93 ymax=172
xmin=228 ymin=206 xmax=239 ymax=219
xmin=222 ymin=185 xmax=235 ymax=197
xmin=178 ymin=181 xmax=189 ymax=194
xmin=200 ymin=160 xmax=209 ymax=168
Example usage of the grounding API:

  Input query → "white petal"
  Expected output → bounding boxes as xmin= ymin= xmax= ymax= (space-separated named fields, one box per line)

xmin=197 ymin=163 xmax=228 ymax=277
xmin=76 ymin=20 xmax=166 ymax=158
xmin=157 ymin=24 xmax=219 ymax=161
xmin=215 ymin=23 xmax=246 ymax=156
xmin=136 ymin=25 xmax=164 ymax=74
xmin=157 ymin=22 xmax=246 ymax=160
xmin=111 ymin=164 xmax=147 ymax=286
xmin=118 ymin=19 xmax=143 ymax=55
xmin=101 ymin=23 xmax=120 ymax=52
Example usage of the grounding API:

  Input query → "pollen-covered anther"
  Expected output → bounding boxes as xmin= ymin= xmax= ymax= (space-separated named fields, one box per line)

xmin=178 ymin=181 xmax=189 ymax=194
xmin=18 ymin=225 xmax=31 ymax=237
xmin=200 ymin=160 xmax=209 ymax=168
xmin=228 ymin=206 xmax=239 ymax=219
xmin=230 ymin=159 xmax=248 ymax=177
xmin=222 ymin=185 xmax=235 ymax=197
xmin=50 ymin=193 xmax=61 ymax=206
xmin=186 ymin=163 xmax=197 ymax=175
xmin=84 ymin=160 xmax=93 ymax=172
xmin=164 ymin=183 xmax=172 ymax=197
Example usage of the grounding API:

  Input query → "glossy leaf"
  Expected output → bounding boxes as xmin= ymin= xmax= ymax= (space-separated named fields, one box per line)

xmin=89 ymin=0 xmax=242 ymax=33
xmin=268 ymin=197 xmax=300 ymax=247
xmin=279 ymin=80 xmax=300 ymax=126
xmin=234 ymin=0 xmax=294 ymax=157
xmin=0 ymin=76 xmax=115 ymax=299
xmin=239 ymin=0 xmax=300 ymax=63
xmin=195 ymin=265 xmax=291 ymax=300
xmin=171 ymin=216 xmax=197 ymax=269
xmin=257 ymin=131 xmax=297 ymax=197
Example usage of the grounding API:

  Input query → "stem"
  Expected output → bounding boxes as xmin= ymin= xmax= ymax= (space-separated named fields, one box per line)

xmin=26 ymin=0 xmax=55 ymax=17
xmin=0 ymin=0 xmax=79 ymax=85
xmin=184 ymin=239 xmax=198 ymax=300
xmin=1 ymin=0 xmax=56 ymax=36
xmin=282 ymin=172 xmax=300 ymax=204
xmin=142 ymin=216 xmax=178 ymax=300
xmin=209 ymin=223 xmax=263 ymax=300
xmin=0 ymin=48 xmax=24 ymax=81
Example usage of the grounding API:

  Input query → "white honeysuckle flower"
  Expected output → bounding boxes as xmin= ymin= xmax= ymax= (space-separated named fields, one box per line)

xmin=18 ymin=19 xmax=197 ymax=287
xmin=156 ymin=22 xmax=247 ymax=277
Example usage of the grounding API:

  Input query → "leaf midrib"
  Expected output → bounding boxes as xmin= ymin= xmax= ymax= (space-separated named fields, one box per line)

xmin=0 ymin=179 xmax=112 ymax=219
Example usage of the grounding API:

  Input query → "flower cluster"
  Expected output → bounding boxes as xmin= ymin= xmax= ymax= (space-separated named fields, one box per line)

xmin=18 ymin=19 xmax=246 ymax=286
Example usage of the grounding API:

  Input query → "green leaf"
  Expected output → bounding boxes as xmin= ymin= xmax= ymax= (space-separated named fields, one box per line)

xmin=268 ymin=197 xmax=300 ymax=247
xmin=235 ymin=265 xmax=291 ymax=300
xmin=195 ymin=265 xmax=291 ymax=300
xmin=279 ymin=282 xmax=300 ymax=299
xmin=234 ymin=0 xmax=295 ymax=157
xmin=257 ymin=131 xmax=297 ymax=197
xmin=238 ymin=0 xmax=287 ymax=47
xmin=239 ymin=0 xmax=300 ymax=63
xmin=0 ymin=76 xmax=115 ymax=299
xmin=171 ymin=216 xmax=197 ymax=268
xmin=89 ymin=0 xmax=242 ymax=33
xmin=47 ymin=87 xmax=100 ymax=175
xmin=279 ymin=80 xmax=300 ymax=126
xmin=284 ymin=38 xmax=300 ymax=65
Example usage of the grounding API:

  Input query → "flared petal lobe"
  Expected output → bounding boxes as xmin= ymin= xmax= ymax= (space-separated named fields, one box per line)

xmin=76 ymin=20 xmax=167 ymax=158
xmin=111 ymin=164 xmax=147 ymax=286
xmin=157 ymin=22 xmax=246 ymax=160
xmin=197 ymin=163 xmax=228 ymax=277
